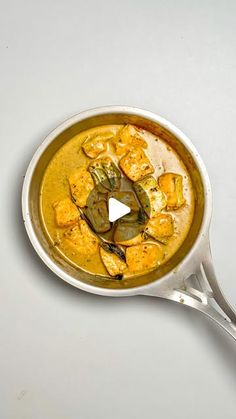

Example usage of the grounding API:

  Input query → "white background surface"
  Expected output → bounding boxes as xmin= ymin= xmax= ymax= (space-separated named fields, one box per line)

xmin=1 ymin=1 xmax=236 ymax=418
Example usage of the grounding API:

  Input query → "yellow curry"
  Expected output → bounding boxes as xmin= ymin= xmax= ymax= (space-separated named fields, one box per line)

xmin=40 ymin=124 xmax=195 ymax=279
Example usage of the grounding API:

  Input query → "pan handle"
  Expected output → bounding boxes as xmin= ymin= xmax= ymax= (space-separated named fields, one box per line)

xmin=165 ymin=244 xmax=236 ymax=341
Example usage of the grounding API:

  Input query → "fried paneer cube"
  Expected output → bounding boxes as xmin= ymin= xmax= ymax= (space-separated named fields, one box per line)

xmin=145 ymin=213 xmax=174 ymax=242
xmin=126 ymin=243 xmax=163 ymax=273
xmin=64 ymin=220 xmax=98 ymax=255
xmin=53 ymin=198 xmax=80 ymax=227
xmin=114 ymin=124 xmax=148 ymax=155
xmin=134 ymin=176 xmax=166 ymax=217
xmin=158 ymin=173 xmax=185 ymax=209
xmin=68 ymin=167 xmax=94 ymax=207
xmin=82 ymin=131 xmax=113 ymax=158
xmin=119 ymin=147 xmax=154 ymax=182
xmin=100 ymin=247 xmax=127 ymax=277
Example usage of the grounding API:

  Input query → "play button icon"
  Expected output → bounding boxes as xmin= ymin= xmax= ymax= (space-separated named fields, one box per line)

xmin=108 ymin=197 xmax=131 ymax=222
xmin=84 ymin=173 xmax=150 ymax=242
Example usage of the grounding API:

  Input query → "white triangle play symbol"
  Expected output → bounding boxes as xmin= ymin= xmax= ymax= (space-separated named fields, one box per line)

xmin=108 ymin=197 xmax=131 ymax=222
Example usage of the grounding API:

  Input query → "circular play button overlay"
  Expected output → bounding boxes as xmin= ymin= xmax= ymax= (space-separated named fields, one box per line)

xmin=83 ymin=174 xmax=151 ymax=244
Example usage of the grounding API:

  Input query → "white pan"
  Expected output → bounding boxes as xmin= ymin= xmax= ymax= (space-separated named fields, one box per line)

xmin=22 ymin=106 xmax=236 ymax=341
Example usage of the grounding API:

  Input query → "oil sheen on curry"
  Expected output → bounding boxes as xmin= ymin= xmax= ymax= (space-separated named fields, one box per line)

xmin=40 ymin=124 xmax=195 ymax=279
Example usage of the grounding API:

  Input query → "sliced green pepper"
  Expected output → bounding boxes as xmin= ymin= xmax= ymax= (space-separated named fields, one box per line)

xmin=84 ymin=189 xmax=111 ymax=233
xmin=89 ymin=157 xmax=121 ymax=193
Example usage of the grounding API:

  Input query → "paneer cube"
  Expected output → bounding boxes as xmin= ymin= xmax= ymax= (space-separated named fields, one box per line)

xmin=145 ymin=213 xmax=174 ymax=242
xmin=64 ymin=220 xmax=98 ymax=255
xmin=82 ymin=131 xmax=113 ymax=158
xmin=100 ymin=247 xmax=127 ymax=277
xmin=114 ymin=124 xmax=148 ymax=155
xmin=119 ymin=147 xmax=154 ymax=182
xmin=53 ymin=198 xmax=80 ymax=227
xmin=126 ymin=243 xmax=163 ymax=273
xmin=68 ymin=167 xmax=94 ymax=207
xmin=133 ymin=176 xmax=167 ymax=217
xmin=158 ymin=173 xmax=185 ymax=209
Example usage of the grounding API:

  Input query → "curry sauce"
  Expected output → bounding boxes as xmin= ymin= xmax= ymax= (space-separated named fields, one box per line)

xmin=40 ymin=124 xmax=195 ymax=278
